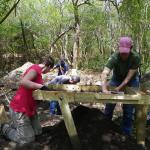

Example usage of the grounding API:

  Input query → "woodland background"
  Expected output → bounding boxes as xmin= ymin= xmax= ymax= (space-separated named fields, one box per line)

xmin=0 ymin=0 xmax=150 ymax=76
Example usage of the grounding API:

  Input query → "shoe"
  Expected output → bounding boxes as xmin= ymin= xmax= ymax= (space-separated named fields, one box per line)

xmin=2 ymin=123 xmax=10 ymax=135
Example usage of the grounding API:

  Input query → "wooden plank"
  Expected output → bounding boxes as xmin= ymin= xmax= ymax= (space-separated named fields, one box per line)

xmin=47 ymin=84 xmax=102 ymax=92
xmin=136 ymin=104 xmax=148 ymax=146
xmin=58 ymin=98 xmax=81 ymax=150
xmin=33 ymin=90 xmax=150 ymax=104
xmin=47 ymin=84 xmax=145 ymax=94
xmin=34 ymin=91 xmax=75 ymax=102
xmin=0 ymin=104 xmax=9 ymax=123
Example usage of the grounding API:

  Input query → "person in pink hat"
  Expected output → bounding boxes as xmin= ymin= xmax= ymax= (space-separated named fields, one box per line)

xmin=101 ymin=37 xmax=140 ymax=138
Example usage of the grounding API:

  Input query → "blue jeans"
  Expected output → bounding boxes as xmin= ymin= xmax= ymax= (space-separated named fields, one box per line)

xmin=104 ymin=76 xmax=139 ymax=135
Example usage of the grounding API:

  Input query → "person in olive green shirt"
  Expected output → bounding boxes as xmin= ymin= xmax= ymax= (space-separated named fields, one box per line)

xmin=101 ymin=37 xmax=140 ymax=137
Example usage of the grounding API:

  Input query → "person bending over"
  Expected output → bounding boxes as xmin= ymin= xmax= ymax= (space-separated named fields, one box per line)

xmin=101 ymin=37 xmax=140 ymax=137
xmin=0 ymin=56 xmax=54 ymax=145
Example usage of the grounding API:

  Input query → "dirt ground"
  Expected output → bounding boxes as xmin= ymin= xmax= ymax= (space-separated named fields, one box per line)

xmin=0 ymin=102 xmax=150 ymax=150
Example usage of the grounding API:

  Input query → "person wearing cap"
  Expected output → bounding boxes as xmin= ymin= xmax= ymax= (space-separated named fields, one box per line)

xmin=53 ymin=58 xmax=69 ymax=76
xmin=101 ymin=37 xmax=140 ymax=137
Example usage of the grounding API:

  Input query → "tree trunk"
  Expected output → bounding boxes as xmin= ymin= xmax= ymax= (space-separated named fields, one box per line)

xmin=73 ymin=23 xmax=80 ymax=69
xmin=72 ymin=3 xmax=80 ymax=69
xmin=63 ymin=34 xmax=71 ymax=65
xmin=20 ymin=19 xmax=28 ymax=61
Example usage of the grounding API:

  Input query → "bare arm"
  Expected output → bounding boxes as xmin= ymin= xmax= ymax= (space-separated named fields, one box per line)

xmin=116 ymin=69 xmax=137 ymax=91
xmin=101 ymin=67 xmax=111 ymax=94
xmin=19 ymin=69 xmax=43 ymax=89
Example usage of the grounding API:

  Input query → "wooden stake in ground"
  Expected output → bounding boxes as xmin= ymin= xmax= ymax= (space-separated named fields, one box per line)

xmin=136 ymin=104 xmax=148 ymax=146
xmin=0 ymin=104 xmax=9 ymax=123
xmin=58 ymin=97 xmax=81 ymax=150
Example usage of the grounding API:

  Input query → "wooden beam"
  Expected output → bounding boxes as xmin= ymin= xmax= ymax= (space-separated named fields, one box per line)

xmin=6 ymin=83 xmax=148 ymax=95
xmin=58 ymin=98 xmax=81 ymax=150
xmin=47 ymin=84 xmax=142 ymax=94
xmin=33 ymin=90 xmax=150 ymax=104
xmin=47 ymin=84 xmax=102 ymax=92
xmin=136 ymin=104 xmax=148 ymax=146
xmin=0 ymin=104 xmax=9 ymax=123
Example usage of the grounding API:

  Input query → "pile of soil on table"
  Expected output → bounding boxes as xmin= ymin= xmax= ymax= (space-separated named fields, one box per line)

xmin=0 ymin=104 xmax=149 ymax=150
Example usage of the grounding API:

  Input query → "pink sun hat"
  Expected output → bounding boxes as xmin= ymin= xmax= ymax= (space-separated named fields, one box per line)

xmin=119 ymin=37 xmax=133 ymax=53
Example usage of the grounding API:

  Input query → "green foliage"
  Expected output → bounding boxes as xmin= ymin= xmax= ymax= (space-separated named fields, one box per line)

xmin=0 ymin=0 xmax=149 ymax=73
xmin=0 ymin=0 xmax=12 ymax=18
xmin=119 ymin=0 xmax=150 ymax=73
xmin=79 ymin=55 xmax=107 ymax=71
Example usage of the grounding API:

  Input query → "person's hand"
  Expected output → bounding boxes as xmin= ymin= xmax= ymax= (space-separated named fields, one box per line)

xmin=102 ymin=89 xmax=111 ymax=94
xmin=40 ymin=85 xmax=50 ymax=91
xmin=114 ymin=86 xmax=121 ymax=92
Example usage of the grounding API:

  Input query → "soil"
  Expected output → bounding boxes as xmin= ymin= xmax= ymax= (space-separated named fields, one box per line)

xmin=0 ymin=102 xmax=150 ymax=150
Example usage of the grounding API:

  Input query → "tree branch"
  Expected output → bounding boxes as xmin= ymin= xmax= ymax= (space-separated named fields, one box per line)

xmin=78 ymin=0 xmax=92 ymax=7
xmin=98 ymin=0 xmax=120 ymax=14
xmin=110 ymin=0 xmax=119 ymax=14
xmin=71 ymin=0 xmax=75 ymax=5
xmin=0 ymin=0 xmax=21 ymax=24
xmin=50 ymin=26 xmax=74 ymax=50
xmin=75 ymin=0 xmax=79 ymax=5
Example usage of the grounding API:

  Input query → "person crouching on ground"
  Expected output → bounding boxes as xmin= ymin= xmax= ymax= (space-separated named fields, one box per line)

xmin=0 ymin=56 xmax=54 ymax=145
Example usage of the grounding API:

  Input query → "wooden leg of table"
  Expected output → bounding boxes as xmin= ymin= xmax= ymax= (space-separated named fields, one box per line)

xmin=136 ymin=104 xmax=148 ymax=146
xmin=58 ymin=98 xmax=81 ymax=150
xmin=0 ymin=104 xmax=9 ymax=123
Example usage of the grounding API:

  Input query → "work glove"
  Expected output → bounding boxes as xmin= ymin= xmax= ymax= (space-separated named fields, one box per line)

xmin=40 ymin=85 xmax=50 ymax=91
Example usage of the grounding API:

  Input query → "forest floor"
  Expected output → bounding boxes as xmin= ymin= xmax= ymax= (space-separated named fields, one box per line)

xmin=0 ymin=102 xmax=150 ymax=150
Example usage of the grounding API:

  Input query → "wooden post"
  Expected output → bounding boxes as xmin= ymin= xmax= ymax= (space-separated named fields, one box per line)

xmin=58 ymin=97 xmax=81 ymax=150
xmin=136 ymin=104 xmax=148 ymax=146
xmin=0 ymin=104 xmax=9 ymax=123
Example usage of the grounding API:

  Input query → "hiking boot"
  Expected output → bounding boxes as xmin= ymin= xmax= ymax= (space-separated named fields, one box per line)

xmin=2 ymin=123 xmax=10 ymax=135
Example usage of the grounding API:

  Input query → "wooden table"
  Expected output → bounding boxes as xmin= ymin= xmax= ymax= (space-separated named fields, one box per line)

xmin=33 ymin=84 xmax=150 ymax=150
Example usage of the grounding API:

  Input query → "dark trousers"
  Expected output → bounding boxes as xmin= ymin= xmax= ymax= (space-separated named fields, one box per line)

xmin=104 ymin=77 xmax=139 ymax=135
